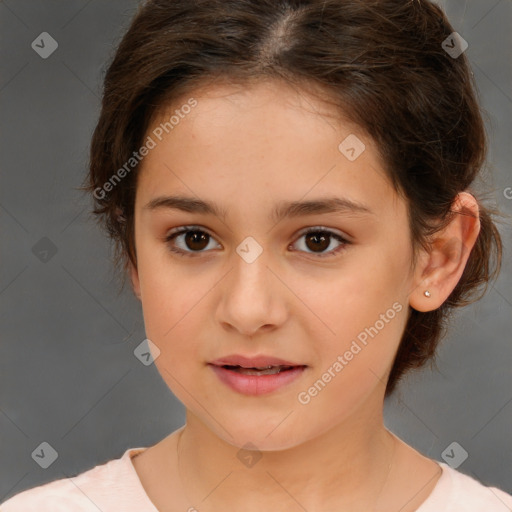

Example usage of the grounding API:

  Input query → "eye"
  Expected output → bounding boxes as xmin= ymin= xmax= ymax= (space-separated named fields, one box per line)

xmin=290 ymin=227 xmax=350 ymax=258
xmin=163 ymin=225 xmax=350 ymax=258
xmin=164 ymin=226 xmax=220 ymax=257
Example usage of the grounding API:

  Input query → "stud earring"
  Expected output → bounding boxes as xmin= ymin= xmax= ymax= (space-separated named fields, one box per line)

xmin=424 ymin=290 xmax=431 ymax=298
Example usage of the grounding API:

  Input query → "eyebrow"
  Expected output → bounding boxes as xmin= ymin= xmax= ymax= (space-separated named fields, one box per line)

xmin=143 ymin=194 xmax=374 ymax=222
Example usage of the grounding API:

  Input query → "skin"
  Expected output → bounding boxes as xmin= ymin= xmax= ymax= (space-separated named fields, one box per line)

xmin=128 ymin=79 xmax=480 ymax=512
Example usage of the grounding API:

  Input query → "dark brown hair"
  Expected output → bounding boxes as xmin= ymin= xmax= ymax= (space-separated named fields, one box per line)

xmin=81 ymin=0 xmax=503 ymax=397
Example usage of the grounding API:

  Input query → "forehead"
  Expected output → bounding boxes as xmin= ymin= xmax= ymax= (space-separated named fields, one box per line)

xmin=135 ymin=79 xmax=402 ymax=221
xmin=158 ymin=78 xmax=353 ymax=140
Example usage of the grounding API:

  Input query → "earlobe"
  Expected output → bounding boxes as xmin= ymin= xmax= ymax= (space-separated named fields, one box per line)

xmin=409 ymin=249 xmax=436 ymax=313
xmin=409 ymin=192 xmax=481 ymax=313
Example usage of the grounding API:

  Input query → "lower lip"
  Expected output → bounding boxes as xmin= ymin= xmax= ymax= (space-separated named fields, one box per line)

xmin=209 ymin=365 xmax=307 ymax=395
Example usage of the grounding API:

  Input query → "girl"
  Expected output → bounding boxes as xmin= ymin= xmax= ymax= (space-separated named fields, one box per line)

xmin=2 ymin=0 xmax=511 ymax=510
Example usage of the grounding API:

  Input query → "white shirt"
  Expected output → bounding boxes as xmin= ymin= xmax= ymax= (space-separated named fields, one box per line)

xmin=2 ymin=447 xmax=512 ymax=511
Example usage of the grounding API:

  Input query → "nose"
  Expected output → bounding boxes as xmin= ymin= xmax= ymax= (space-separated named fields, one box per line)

xmin=215 ymin=245 xmax=288 ymax=337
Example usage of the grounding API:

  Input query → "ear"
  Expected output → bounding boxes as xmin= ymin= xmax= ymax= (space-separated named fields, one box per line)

xmin=129 ymin=260 xmax=142 ymax=301
xmin=409 ymin=192 xmax=481 ymax=312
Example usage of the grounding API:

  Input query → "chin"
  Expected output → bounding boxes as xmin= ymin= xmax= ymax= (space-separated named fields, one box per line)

xmin=228 ymin=432 xmax=305 ymax=452
xmin=205 ymin=414 xmax=315 ymax=453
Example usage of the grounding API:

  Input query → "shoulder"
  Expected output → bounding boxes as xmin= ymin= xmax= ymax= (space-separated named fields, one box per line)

xmin=420 ymin=462 xmax=512 ymax=512
xmin=0 ymin=447 xmax=150 ymax=512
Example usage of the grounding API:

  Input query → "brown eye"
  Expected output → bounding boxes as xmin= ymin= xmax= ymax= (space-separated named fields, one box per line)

xmin=164 ymin=226 xmax=350 ymax=259
xmin=165 ymin=226 xmax=221 ymax=257
xmin=292 ymin=228 xmax=350 ymax=258
xmin=304 ymin=232 xmax=330 ymax=252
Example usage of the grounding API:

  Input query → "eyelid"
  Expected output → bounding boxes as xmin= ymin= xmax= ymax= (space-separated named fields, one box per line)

xmin=165 ymin=224 xmax=215 ymax=239
xmin=295 ymin=225 xmax=351 ymax=242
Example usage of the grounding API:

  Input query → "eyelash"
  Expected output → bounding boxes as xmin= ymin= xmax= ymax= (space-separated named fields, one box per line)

xmin=164 ymin=225 xmax=350 ymax=259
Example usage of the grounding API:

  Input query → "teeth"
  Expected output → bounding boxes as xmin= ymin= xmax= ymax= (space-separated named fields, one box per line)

xmin=238 ymin=366 xmax=282 ymax=375
xmin=225 ymin=365 xmax=293 ymax=376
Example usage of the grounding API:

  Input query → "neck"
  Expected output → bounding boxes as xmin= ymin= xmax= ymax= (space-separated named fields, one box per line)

xmin=176 ymin=406 xmax=396 ymax=512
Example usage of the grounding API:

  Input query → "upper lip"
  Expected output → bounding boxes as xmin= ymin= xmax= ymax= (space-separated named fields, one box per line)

xmin=209 ymin=354 xmax=305 ymax=368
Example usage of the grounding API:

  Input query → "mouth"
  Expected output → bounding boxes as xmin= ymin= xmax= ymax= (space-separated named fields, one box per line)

xmin=208 ymin=356 xmax=308 ymax=395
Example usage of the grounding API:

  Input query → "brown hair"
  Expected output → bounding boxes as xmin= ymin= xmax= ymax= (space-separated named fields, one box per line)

xmin=81 ymin=0 xmax=503 ymax=397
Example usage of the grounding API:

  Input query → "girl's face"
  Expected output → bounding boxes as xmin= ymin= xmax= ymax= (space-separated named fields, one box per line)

xmin=130 ymin=79 xmax=419 ymax=450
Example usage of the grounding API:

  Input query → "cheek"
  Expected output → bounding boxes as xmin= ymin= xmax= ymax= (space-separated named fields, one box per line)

xmin=298 ymin=248 xmax=409 ymax=366
xmin=299 ymin=259 xmax=398 ymax=326
xmin=136 ymin=259 xmax=218 ymax=384
xmin=294 ymin=286 xmax=408 ymax=420
xmin=137 ymin=238 xmax=195 ymax=314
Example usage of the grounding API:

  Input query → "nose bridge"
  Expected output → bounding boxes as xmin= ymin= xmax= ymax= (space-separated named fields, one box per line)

xmin=215 ymin=234 xmax=287 ymax=334
xmin=231 ymin=235 xmax=272 ymax=294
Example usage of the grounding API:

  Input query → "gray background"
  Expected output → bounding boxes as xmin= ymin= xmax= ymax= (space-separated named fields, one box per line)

xmin=0 ymin=0 xmax=511 ymax=503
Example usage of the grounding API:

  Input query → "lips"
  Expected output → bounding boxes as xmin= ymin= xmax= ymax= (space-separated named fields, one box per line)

xmin=208 ymin=354 xmax=307 ymax=395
